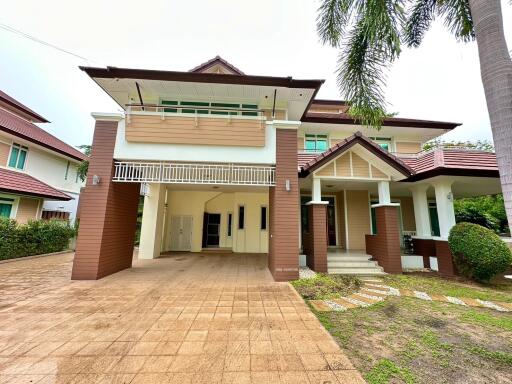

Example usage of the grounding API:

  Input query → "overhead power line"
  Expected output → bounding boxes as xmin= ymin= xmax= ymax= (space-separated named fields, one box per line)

xmin=0 ymin=21 xmax=95 ymax=63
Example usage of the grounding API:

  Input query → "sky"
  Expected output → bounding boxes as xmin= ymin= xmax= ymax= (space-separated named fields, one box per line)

xmin=0 ymin=0 xmax=511 ymax=150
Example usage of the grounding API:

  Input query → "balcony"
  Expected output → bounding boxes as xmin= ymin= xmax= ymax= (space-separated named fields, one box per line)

xmin=125 ymin=104 xmax=267 ymax=147
xmin=113 ymin=161 xmax=276 ymax=186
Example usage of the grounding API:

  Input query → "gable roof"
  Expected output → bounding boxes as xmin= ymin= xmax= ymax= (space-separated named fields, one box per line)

xmin=0 ymin=168 xmax=71 ymax=201
xmin=189 ymin=56 xmax=245 ymax=75
xmin=0 ymin=90 xmax=49 ymax=123
xmin=0 ymin=108 xmax=87 ymax=162
xmin=300 ymin=131 xmax=413 ymax=177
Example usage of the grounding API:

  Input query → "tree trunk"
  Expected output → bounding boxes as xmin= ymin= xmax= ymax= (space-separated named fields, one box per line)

xmin=469 ymin=0 xmax=512 ymax=231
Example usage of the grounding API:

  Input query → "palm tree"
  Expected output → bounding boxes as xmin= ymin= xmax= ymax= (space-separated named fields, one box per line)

xmin=317 ymin=0 xmax=512 ymax=227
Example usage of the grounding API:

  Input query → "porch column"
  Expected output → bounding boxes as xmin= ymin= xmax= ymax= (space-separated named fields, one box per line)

xmin=72 ymin=114 xmax=141 ymax=280
xmin=432 ymin=179 xmax=456 ymax=239
xmin=368 ymin=181 xmax=402 ymax=273
xmin=410 ymin=184 xmax=431 ymax=237
xmin=268 ymin=122 xmax=300 ymax=281
xmin=139 ymin=183 xmax=166 ymax=259
xmin=305 ymin=178 xmax=329 ymax=273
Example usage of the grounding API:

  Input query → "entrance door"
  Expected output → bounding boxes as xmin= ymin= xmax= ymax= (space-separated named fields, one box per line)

xmin=205 ymin=213 xmax=221 ymax=247
xmin=169 ymin=215 xmax=193 ymax=251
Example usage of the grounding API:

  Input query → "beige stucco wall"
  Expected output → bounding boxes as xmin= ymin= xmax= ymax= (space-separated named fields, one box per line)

xmin=345 ymin=190 xmax=371 ymax=250
xmin=16 ymin=197 xmax=41 ymax=224
xmin=0 ymin=141 xmax=10 ymax=167
xmin=164 ymin=189 xmax=268 ymax=253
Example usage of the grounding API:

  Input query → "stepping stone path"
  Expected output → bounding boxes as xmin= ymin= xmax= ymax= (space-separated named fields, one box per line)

xmin=309 ymin=279 xmax=512 ymax=313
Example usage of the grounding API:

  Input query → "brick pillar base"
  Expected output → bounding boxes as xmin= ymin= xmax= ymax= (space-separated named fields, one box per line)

xmin=374 ymin=206 xmax=402 ymax=273
xmin=435 ymin=240 xmax=457 ymax=277
xmin=412 ymin=238 xmax=436 ymax=269
xmin=71 ymin=118 xmax=140 ymax=280
xmin=305 ymin=204 xmax=327 ymax=272
xmin=268 ymin=128 xmax=299 ymax=281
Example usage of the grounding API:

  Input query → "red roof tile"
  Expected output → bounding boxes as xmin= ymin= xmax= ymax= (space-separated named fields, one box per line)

xmin=0 ymin=90 xmax=49 ymax=123
xmin=0 ymin=108 xmax=87 ymax=162
xmin=0 ymin=168 xmax=71 ymax=200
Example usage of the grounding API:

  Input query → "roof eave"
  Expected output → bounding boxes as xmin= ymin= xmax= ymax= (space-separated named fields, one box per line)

xmin=79 ymin=66 xmax=325 ymax=90
xmin=301 ymin=115 xmax=460 ymax=130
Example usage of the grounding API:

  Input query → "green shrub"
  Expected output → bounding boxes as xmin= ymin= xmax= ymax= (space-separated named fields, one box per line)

xmin=448 ymin=222 xmax=512 ymax=282
xmin=0 ymin=217 xmax=75 ymax=260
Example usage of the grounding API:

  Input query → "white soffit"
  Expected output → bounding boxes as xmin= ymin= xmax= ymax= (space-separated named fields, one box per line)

xmin=300 ymin=122 xmax=448 ymax=142
xmin=94 ymin=78 xmax=315 ymax=120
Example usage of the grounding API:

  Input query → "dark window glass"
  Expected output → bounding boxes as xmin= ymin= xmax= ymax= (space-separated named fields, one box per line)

xmin=261 ymin=207 xmax=267 ymax=230
xmin=238 ymin=206 xmax=245 ymax=230
xmin=227 ymin=213 xmax=232 ymax=237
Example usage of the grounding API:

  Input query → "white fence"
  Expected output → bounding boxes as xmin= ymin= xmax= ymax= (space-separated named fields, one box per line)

xmin=113 ymin=161 xmax=275 ymax=186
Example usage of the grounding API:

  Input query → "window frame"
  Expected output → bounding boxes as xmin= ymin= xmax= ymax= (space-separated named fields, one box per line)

xmin=369 ymin=137 xmax=393 ymax=152
xmin=304 ymin=134 xmax=328 ymax=152
xmin=65 ymin=161 xmax=70 ymax=180
xmin=227 ymin=212 xmax=233 ymax=237
xmin=260 ymin=206 xmax=267 ymax=231
xmin=238 ymin=205 xmax=245 ymax=230
xmin=0 ymin=194 xmax=19 ymax=219
xmin=8 ymin=143 xmax=28 ymax=170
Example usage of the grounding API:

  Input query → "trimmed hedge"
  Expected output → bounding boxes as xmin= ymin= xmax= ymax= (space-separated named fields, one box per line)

xmin=448 ymin=222 xmax=512 ymax=282
xmin=0 ymin=217 xmax=75 ymax=260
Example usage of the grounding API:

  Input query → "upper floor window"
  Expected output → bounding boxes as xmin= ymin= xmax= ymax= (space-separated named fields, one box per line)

xmin=370 ymin=137 xmax=392 ymax=151
xmin=65 ymin=161 xmax=70 ymax=180
xmin=161 ymin=100 xmax=258 ymax=116
xmin=305 ymin=134 xmax=328 ymax=152
xmin=8 ymin=143 xmax=28 ymax=170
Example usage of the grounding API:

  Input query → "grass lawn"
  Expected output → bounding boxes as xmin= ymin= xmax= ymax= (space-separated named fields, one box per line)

xmin=293 ymin=273 xmax=512 ymax=384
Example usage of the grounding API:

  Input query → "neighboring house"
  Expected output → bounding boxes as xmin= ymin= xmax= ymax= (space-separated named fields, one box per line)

xmin=0 ymin=90 xmax=87 ymax=224
xmin=72 ymin=56 xmax=501 ymax=280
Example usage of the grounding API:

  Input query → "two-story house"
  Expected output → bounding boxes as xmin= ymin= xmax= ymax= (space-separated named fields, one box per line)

xmin=72 ymin=56 xmax=501 ymax=281
xmin=0 ymin=90 xmax=87 ymax=223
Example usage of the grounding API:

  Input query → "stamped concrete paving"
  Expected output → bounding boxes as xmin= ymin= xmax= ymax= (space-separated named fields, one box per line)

xmin=0 ymin=252 xmax=365 ymax=383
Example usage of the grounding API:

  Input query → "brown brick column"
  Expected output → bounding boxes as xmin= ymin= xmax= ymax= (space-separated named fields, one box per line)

xmin=72 ymin=118 xmax=140 ymax=280
xmin=372 ymin=205 xmax=402 ymax=273
xmin=269 ymin=128 xmax=299 ymax=281
xmin=305 ymin=203 xmax=328 ymax=272
xmin=412 ymin=238 xmax=435 ymax=269
xmin=435 ymin=240 xmax=458 ymax=277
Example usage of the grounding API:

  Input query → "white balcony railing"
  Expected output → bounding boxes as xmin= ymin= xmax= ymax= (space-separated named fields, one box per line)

xmin=113 ymin=161 xmax=275 ymax=186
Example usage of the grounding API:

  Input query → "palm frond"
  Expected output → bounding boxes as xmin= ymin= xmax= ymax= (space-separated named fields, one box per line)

xmin=438 ymin=0 xmax=475 ymax=42
xmin=404 ymin=0 xmax=437 ymax=47
xmin=316 ymin=0 xmax=357 ymax=47
xmin=337 ymin=0 xmax=405 ymax=127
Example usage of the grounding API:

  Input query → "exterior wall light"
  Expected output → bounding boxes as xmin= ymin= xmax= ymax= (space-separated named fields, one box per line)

xmin=447 ymin=192 xmax=453 ymax=201
xmin=285 ymin=179 xmax=291 ymax=191
xmin=92 ymin=175 xmax=101 ymax=185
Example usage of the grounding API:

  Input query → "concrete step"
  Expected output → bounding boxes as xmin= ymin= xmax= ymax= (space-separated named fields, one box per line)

xmin=328 ymin=260 xmax=380 ymax=268
xmin=328 ymin=267 xmax=386 ymax=275
xmin=328 ymin=256 xmax=373 ymax=262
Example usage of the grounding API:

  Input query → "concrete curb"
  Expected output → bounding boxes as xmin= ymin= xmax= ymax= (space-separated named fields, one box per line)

xmin=0 ymin=250 xmax=73 ymax=265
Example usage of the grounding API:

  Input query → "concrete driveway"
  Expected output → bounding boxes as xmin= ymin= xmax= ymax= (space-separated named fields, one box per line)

xmin=0 ymin=252 xmax=365 ymax=383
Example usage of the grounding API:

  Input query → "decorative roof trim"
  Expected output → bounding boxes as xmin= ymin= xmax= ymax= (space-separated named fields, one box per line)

xmin=189 ymin=56 xmax=245 ymax=75
xmin=300 ymin=132 xmax=413 ymax=177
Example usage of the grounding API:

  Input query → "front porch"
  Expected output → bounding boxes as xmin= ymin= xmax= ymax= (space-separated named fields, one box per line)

xmin=298 ymin=135 xmax=502 ymax=276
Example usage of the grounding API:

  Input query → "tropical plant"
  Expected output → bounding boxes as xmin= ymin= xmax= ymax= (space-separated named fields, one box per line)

xmin=317 ymin=0 xmax=512 ymax=227
xmin=454 ymin=194 xmax=508 ymax=234
xmin=422 ymin=139 xmax=494 ymax=152
xmin=0 ymin=217 xmax=75 ymax=260
xmin=76 ymin=144 xmax=91 ymax=182
xmin=449 ymin=222 xmax=512 ymax=282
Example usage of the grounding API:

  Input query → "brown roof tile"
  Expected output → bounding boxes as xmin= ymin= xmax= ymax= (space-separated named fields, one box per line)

xmin=0 ymin=90 xmax=49 ymax=123
xmin=0 ymin=108 xmax=87 ymax=162
xmin=0 ymin=168 xmax=71 ymax=200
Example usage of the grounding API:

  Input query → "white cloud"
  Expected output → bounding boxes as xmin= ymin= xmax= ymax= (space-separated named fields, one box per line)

xmin=0 ymin=0 xmax=510 ymax=147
